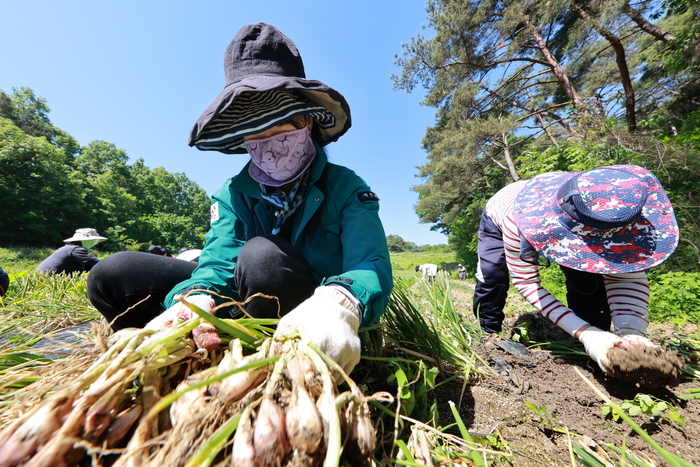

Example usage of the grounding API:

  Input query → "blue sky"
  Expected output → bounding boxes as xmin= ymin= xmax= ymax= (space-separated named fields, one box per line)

xmin=1 ymin=1 xmax=448 ymax=246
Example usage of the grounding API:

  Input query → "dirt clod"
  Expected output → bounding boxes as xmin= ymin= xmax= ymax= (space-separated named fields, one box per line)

xmin=606 ymin=343 xmax=683 ymax=388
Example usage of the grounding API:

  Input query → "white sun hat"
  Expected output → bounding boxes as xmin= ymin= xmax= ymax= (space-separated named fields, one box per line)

xmin=63 ymin=228 xmax=108 ymax=243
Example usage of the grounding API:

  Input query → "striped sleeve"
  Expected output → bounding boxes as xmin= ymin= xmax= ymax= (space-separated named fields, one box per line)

xmin=485 ymin=183 xmax=589 ymax=337
xmin=605 ymin=272 xmax=650 ymax=335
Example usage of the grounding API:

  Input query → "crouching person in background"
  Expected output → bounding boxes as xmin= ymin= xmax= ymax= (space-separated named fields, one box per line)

xmin=458 ymin=264 xmax=467 ymax=280
xmin=36 ymin=228 xmax=107 ymax=275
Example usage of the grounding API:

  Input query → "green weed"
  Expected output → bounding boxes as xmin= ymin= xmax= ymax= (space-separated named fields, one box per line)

xmin=649 ymin=271 xmax=700 ymax=326
xmin=602 ymin=394 xmax=686 ymax=426
xmin=524 ymin=402 xmax=570 ymax=436
xmin=677 ymin=387 xmax=700 ymax=400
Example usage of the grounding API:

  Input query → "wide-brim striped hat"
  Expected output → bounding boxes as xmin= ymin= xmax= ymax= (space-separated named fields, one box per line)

xmin=513 ymin=165 xmax=679 ymax=274
xmin=189 ymin=23 xmax=351 ymax=154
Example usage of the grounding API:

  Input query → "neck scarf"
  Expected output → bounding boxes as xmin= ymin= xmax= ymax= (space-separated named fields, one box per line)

xmin=259 ymin=172 xmax=310 ymax=235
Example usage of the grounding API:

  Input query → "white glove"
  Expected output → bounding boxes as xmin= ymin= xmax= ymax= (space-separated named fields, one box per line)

xmin=145 ymin=295 xmax=221 ymax=352
xmin=578 ymin=326 xmax=623 ymax=374
xmin=274 ymin=286 xmax=362 ymax=380
xmin=620 ymin=334 xmax=657 ymax=349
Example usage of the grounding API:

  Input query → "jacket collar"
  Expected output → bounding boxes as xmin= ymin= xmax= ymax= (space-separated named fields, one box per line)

xmin=231 ymin=142 xmax=328 ymax=196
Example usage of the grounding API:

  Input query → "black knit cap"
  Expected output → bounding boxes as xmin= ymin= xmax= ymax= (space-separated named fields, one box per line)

xmin=147 ymin=245 xmax=170 ymax=256
xmin=189 ymin=23 xmax=351 ymax=154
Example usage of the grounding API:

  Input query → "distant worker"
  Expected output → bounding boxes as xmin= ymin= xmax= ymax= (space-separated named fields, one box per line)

xmin=176 ymin=247 xmax=203 ymax=263
xmin=458 ymin=264 xmax=467 ymax=280
xmin=416 ymin=263 xmax=438 ymax=284
xmin=147 ymin=245 xmax=172 ymax=257
xmin=36 ymin=228 xmax=108 ymax=275
xmin=0 ymin=267 xmax=9 ymax=297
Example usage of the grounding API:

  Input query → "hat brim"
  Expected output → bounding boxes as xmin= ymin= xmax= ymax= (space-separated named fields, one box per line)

xmin=513 ymin=165 xmax=679 ymax=274
xmin=189 ymin=76 xmax=351 ymax=154
xmin=64 ymin=235 xmax=108 ymax=243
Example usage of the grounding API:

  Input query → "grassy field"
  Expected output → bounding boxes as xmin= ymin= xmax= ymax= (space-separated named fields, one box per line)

xmin=0 ymin=246 xmax=56 ymax=274
xmin=1 ymin=247 xmax=699 ymax=466
xmin=0 ymin=246 xmax=114 ymax=276
xmin=390 ymin=250 xmax=460 ymax=282
xmin=0 ymin=247 xmax=502 ymax=335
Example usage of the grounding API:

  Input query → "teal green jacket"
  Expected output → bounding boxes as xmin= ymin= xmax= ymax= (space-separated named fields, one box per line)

xmin=165 ymin=146 xmax=393 ymax=327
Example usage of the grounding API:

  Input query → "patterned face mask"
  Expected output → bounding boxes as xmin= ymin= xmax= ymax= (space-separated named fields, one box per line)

xmin=245 ymin=127 xmax=316 ymax=187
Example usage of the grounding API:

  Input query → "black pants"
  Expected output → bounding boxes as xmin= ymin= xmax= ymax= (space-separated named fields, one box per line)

xmin=472 ymin=213 xmax=510 ymax=333
xmin=88 ymin=235 xmax=318 ymax=331
xmin=472 ymin=211 xmax=611 ymax=334
xmin=0 ymin=267 xmax=9 ymax=297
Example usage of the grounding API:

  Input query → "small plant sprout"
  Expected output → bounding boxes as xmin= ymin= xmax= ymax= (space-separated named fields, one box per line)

xmin=601 ymin=394 xmax=686 ymax=426
xmin=524 ymin=402 xmax=571 ymax=435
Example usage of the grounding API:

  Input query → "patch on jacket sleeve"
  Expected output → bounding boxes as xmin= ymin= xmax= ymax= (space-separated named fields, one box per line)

xmin=357 ymin=191 xmax=379 ymax=202
xmin=210 ymin=201 xmax=220 ymax=224
xmin=329 ymin=276 xmax=354 ymax=286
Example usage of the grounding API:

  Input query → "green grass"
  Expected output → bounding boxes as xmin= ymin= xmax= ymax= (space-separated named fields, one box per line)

xmin=1 ymin=270 xmax=98 ymax=341
xmin=0 ymin=245 xmax=697 ymax=466
xmin=390 ymin=250 xmax=459 ymax=282
xmin=0 ymin=245 xmax=110 ymax=275
xmin=1 ymin=253 xmax=99 ymax=348
xmin=0 ymin=246 xmax=56 ymax=274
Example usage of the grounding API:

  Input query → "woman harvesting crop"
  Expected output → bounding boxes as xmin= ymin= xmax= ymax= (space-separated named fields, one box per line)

xmin=87 ymin=22 xmax=393 ymax=378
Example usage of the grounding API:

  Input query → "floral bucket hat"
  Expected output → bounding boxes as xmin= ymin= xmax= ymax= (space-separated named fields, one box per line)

xmin=513 ymin=165 xmax=679 ymax=274
xmin=188 ymin=23 xmax=351 ymax=154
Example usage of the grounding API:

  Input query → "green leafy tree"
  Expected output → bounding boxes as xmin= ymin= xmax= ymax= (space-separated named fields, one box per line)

xmin=74 ymin=142 xmax=210 ymax=251
xmin=73 ymin=140 xmax=137 ymax=246
xmin=3 ymin=87 xmax=54 ymax=140
xmin=386 ymin=234 xmax=408 ymax=252
xmin=1 ymin=88 xmax=80 ymax=161
xmin=128 ymin=162 xmax=209 ymax=250
xmin=0 ymin=92 xmax=13 ymax=122
xmin=395 ymin=0 xmax=699 ymax=268
xmin=138 ymin=212 xmax=207 ymax=251
xmin=0 ymin=88 xmax=211 ymax=250
xmin=632 ymin=0 xmax=700 ymax=130
xmin=0 ymin=117 xmax=88 ymax=245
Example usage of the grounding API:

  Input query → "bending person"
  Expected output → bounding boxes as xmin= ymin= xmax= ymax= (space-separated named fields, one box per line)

xmin=472 ymin=165 xmax=679 ymax=379
xmin=415 ymin=263 xmax=438 ymax=284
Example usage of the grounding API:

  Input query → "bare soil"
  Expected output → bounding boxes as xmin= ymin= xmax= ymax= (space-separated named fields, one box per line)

xmin=423 ymin=281 xmax=700 ymax=466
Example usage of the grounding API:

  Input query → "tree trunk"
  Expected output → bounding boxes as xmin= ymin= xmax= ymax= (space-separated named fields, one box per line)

xmin=570 ymin=3 xmax=637 ymax=133
xmin=526 ymin=21 xmax=584 ymax=109
xmin=502 ymin=132 xmax=520 ymax=182
xmin=534 ymin=111 xmax=560 ymax=147
xmin=623 ymin=2 xmax=677 ymax=42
